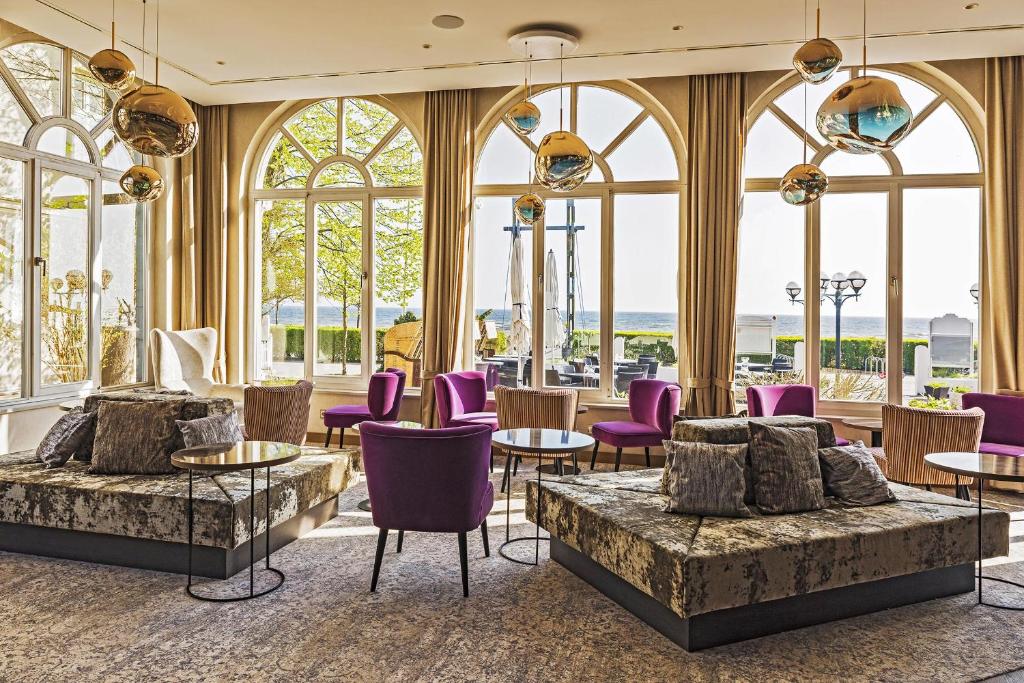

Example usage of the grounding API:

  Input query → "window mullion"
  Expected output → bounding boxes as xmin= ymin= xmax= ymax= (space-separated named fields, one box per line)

xmin=805 ymin=197 xmax=821 ymax=402
xmin=886 ymin=187 xmax=903 ymax=403
xmin=305 ymin=195 xmax=315 ymax=381
xmin=363 ymin=194 xmax=373 ymax=383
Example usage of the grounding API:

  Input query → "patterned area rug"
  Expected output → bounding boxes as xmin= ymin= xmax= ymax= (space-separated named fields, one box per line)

xmin=2 ymin=465 xmax=1023 ymax=682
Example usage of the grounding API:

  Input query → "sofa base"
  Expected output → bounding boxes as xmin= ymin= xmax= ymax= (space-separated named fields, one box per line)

xmin=0 ymin=496 xmax=338 ymax=579
xmin=551 ymin=538 xmax=975 ymax=651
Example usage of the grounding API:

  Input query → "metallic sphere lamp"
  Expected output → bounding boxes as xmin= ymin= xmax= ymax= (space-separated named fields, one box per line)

xmin=793 ymin=37 xmax=843 ymax=84
xmin=119 ymin=164 xmax=165 ymax=202
xmin=88 ymin=49 xmax=136 ymax=91
xmin=534 ymin=130 xmax=593 ymax=192
xmin=513 ymin=192 xmax=545 ymax=225
xmin=113 ymin=84 xmax=199 ymax=158
xmin=779 ymin=163 xmax=829 ymax=205
xmin=504 ymin=100 xmax=541 ymax=136
xmin=816 ymin=75 xmax=913 ymax=154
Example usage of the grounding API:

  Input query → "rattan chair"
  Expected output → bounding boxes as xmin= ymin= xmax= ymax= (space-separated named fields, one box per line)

xmin=881 ymin=403 xmax=984 ymax=499
xmin=243 ymin=380 xmax=314 ymax=445
xmin=494 ymin=385 xmax=579 ymax=493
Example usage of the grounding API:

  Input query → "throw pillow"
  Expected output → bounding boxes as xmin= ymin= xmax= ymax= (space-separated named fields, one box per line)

xmin=176 ymin=413 xmax=243 ymax=449
xmin=89 ymin=399 xmax=187 ymax=475
xmin=36 ymin=408 xmax=95 ymax=468
xmin=662 ymin=440 xmax=753 ymax=518
xmin=661 ymin=438 xmax=755 ymax=504
xmin=818 ymin=441 xmax=896 ymax=506
xmin=748 ymin=423 xmax=827 ymax=514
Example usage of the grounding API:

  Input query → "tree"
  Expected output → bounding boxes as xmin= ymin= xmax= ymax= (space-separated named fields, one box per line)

xmin=316 ymin=201 xmax=363 ymax=374
xmin=375 ymin=198 xmax=423 ymax=313
xmin=260 ymin=200 xmax=304 ymax=323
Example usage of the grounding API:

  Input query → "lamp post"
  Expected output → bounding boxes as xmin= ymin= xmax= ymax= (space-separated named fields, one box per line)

xmin=970 ymin=282 xmax=979 ymax=304
xmin=786 ymin=271 xmax=867 ymax=370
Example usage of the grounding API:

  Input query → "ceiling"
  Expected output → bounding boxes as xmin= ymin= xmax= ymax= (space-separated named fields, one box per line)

xmin=2 ymin=0 xmax=1022 ymax=105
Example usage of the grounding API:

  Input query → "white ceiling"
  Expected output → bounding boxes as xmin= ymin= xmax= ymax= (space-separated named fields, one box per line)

xmin=2 ymin=0 xmax=1022 ymax=105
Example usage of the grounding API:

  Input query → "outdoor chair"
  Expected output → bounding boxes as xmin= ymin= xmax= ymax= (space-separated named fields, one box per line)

xmin=614 ymin=367 xmax=647 ymax=396
xmin=591 ymin=379 xmax=680 ymax=471
xmin=322 ymin=369 xmax=405 ymax=448
xmin=243 ymin=380 xmax=314 ymax=446
xmin=494 ymin=385 xmax=580 ymax=493
xmin=360 ymin=422 xmax=493 ymax=597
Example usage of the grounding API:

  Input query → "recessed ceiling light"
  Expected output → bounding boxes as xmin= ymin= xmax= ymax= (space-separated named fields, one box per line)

xmin=422 ymin=43 xmax=432 ymax=49
xmin=215 ymin=60 xmax=226 ymax=65
xmin=432 ymin=14 xmax=464 ymax=29
xmin=964 ymin=2 xmax=979 ymax=8
xmin=672 ymin=25 xmax=684 ymax=31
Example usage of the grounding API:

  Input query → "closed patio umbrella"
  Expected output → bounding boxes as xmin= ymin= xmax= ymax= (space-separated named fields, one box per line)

xmin=544 ymin=249 xmax=565 ymax=357
xmin=508 ymin=234 xmax=530 ymax=356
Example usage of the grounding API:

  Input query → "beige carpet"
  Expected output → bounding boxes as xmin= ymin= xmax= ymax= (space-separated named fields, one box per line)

xmin=2 ymin=466 xmax=1024 ymax=683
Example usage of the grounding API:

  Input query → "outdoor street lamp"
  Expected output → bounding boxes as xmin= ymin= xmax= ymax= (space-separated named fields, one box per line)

xmin=787 ymin=270 xmax=867 ymax=370
xmin=970 ymin=282 xmax=979 ymax=303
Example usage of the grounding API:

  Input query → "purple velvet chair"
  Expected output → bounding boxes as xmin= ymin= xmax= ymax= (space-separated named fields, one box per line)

xmin=433 ymin=371 xmax=498 ymax=430
xmin=746 ymin=383 xmax=850 ymax=446
xmin=590 ymin=379 xmax=681 ymax=472
xmin=359 ymin=422 xmax=494 ymax=597
xmin=962 ymin=392 xmax=1024 ymax=456
xmin=323 ymin=368 xmax=405 ymax=448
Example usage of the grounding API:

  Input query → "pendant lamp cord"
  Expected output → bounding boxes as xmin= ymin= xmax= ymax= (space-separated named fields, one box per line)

xmin=110 ymin=0 xmax=115 ymax=49
xmin=155 ymin=0 xmax=160 ymax=85
xmin=803 ymin=0 xmax=808 ymax=164
xmin=559 ymin=42 xmax=564 ymax=130
xmin=815 ymin=0 xmax=820 ymax=39
xmin=140 ymin=0 xmax=146 ymax=82
xmin=862 ymin=0 xmax=868 ymax=72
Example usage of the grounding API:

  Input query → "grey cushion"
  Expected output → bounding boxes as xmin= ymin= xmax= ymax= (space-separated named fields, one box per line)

xmin=662 ymin=441 xmax=752 ymax=518
xmin=662 ymin=439 xmax=755 ymax=504
xmin=819 ymin=441 xmax=897 ymax=506
xmin=673 ymin=415 xmax=837 ymax=449
xmin=89 ymin=399 xmax=187 ymax=475
xmin=36 ymin=408 xmax=95 ymax=469
xmin=176 ymin=413 xmax=243 ymax=449
xmin=748 ymin=423 xmax=826 ymax=514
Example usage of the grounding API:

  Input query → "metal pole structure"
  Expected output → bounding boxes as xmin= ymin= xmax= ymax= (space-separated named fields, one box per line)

xmin=833 ymin=295 xmax=843 ymax=371
xmin=565 ymin=200 xmax=576 ymax=361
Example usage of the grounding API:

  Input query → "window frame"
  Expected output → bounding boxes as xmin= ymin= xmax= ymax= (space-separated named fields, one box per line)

xmin=742 ymin=64 xmax=984 ymax=417
xmin=468 ymin=82 xmax=685 ymax=403
xmin=248 ymin=96 xmax=425 ymax=390
xmin=0 ymin=37 xmax=150 ymax=406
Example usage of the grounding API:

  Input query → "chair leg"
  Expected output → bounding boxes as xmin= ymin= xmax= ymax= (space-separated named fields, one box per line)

xmin=644 ymin=447 xmax=651 ymax=468
xmin=490 ymin=446 xmax=494 ymax=473
xmin=396 ymin=530 xmax=404 ymax=553
xmin=370 ymin=528 xmax=388 ymax=592
xmin=556 ymin=458 xmax=564 ymax=476
xmin=457 ymin=532 xmax=469 ymax=597
xmin=925 ymin=484 xmax=932 ymax=492
xmin=590 ymin=442 xmax=599 ymax=470
xmin=324 ymin=427 xmax=333 ymax=448
xmin=501 ymin=454 xmax=512 ymax=494
xmin=614 ymin=448 xmax=623 ymax=472
xmin=339 ymin=427 xmax=346 ymax=448
xmin=480 ymin=519 xmax=490 ymax=557
xmin=571 ymin=452 xmax=578 ymax=474
xmin=513 ymin=455 xmax=519 ymax=477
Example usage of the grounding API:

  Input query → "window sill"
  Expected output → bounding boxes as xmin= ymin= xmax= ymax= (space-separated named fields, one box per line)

xmin=0 ymin=384 xmax=154 ymax=414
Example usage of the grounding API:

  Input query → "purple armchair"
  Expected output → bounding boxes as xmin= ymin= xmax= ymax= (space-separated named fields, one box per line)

xmin=746 ymin=383 xmax=849 ymax=446
xmin=434 ymin=371 xmax=498 ymax=430
xmin=359 ymin=422 xmax=494 ymax=597
xmin=590 ymin=379 xmax=681 ymax=472
xmin=962 ymin=392 xmax=1024 ymax=456
xmin=323 ymin=369 xmax=406 ymax=448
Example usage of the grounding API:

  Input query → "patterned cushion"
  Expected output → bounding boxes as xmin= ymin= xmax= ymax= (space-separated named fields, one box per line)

xmin=176 ymin=413 xmax=243 ymax=448
xmin=89 ymin=399 xmax=187 ymax=475
xmin=748 ymin=423 xmax=826 ymax=514
xmin=35 ymin=408 xmax=95 ymax=469
xmin=673 ymin=415 xmax=837 ymax=448
xmin=661 ymin=441 xmax=755 ymax=505
xmin=662 ymin=441 xmax=752 ymax=518
xmin=818 ymin=441 xmax=897 ymax=506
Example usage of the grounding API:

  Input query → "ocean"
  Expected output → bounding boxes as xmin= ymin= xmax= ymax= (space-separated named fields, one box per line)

xmin=267 ymin=306 xmax=970 ymax=339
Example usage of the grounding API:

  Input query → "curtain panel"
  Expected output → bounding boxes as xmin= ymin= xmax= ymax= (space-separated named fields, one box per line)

xmin=982 ymin=56 xmax=1024 ymax=393
xmin=681 ymin=73 xmax=746 ymax=416
xmin=419 ymin=90 xmax=476 ymax=427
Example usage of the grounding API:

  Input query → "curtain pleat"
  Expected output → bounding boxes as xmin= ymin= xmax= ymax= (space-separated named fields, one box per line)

xmin=681 ymin=73 xmax=746 ymax=416
xmin=982 ymin=56 xmax=1024 ymax=393
xmin=176 ymin=103 xmax=229 ymax=382
xmin=419 ymin=90 xmax=475 ymax=427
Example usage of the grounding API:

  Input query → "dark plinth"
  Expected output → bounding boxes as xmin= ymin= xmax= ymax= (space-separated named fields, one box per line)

xmin=551 ymin=538 xmax=975 ymax=651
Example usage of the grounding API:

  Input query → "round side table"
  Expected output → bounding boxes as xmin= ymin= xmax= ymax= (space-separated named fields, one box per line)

xmin=841 ymin=417 xmax=883 ymax=448
xmin=172 ymin=441 xmax=301 ymax=602
xmin=925 ymin=451 xmax=1024 ymax=611
xmin=352 ymin=420 xmax=424 ymax=512
xmin=492 ymin=428 xmax=595 ymax=566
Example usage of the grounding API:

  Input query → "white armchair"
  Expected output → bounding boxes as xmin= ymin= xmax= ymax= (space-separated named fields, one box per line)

xmin=149 ymin=327 xmax=246 ymax=403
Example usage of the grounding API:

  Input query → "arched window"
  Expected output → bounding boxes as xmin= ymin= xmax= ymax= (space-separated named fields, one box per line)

xmin=252 ymin=97 xmax=423 ymax=388
xmin=471 ymin=83 xmax=682 ymax=400
xmin=0 ymin=40 xmax=148 ymax=401
xmin=737 ymin=66 xmax=982 ymax=411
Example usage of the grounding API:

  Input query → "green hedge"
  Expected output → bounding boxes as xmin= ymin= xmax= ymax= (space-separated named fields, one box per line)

xmin=568 ymin=329 xmax=677 ymax=366
xmin=276 ymin=325 xmax=388 ymax=363
xmin=775 ymin=335 xmax=928 ymax=373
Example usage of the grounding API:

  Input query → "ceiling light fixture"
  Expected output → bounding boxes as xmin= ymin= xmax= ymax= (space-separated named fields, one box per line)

xmin=964 ymin=3 xmax=979 ymax=9
xmin=672 ymin=25 xmax=684 ymax=31
xmin=509 ymin=40 xmax=543 ymax=224
xmin=792 ymin=0 xmax=842 ymax=84
xmin=87 ymin=0 xmax=136 ymax=90
xmin=431 ymin=15 xmax=464 ymax=29
xmin=782 ymin=0 xmax=828 ymax=205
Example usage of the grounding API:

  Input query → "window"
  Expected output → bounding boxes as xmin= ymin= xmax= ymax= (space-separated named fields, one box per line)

xmin=471 ymin=84 xmax=681 ymax=400
xmin=0 ymin=40 xmax=147 ymax=402
xmin=252 ymin=97 xmax=423 ymax=388
xmin=738 ymin=67 xmax=982 ymax=410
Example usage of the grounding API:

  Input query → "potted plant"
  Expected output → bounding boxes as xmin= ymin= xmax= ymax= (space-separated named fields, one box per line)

xmin=925 ymin=381 xmax=949 ymax=399
xmin=950 ymin=385 xmax=971 ymax=409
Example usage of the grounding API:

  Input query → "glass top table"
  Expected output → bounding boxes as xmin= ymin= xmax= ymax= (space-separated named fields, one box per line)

xmin=171 ymin=440 xmax=301 ymax=472
xmin=924 ymin=451 xmax=1024 ymax=611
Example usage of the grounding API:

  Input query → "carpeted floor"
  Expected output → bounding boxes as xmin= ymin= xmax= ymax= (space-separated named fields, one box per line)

xmin=2 ymin=464 xmax=1024 ymax=683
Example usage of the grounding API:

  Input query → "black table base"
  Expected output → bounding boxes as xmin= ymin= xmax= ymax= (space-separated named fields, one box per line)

xmin=500 ymin=454 xmax=548 ymax=566
xmin=976 ymin=477 xmax=1024 ymax=610
xmin=186 ymin=466 xmax=286 ymax=602
xmin=357 ymin=498 xmax=372 ymax=512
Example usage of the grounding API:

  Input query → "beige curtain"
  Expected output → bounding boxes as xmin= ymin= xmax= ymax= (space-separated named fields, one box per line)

xmin=175 ymin=103 xmax=230 ymax=382
xmin=982 ymin=56 xmax=1024 ymax=393
xmin=419 ymin=90 xmax=475 ymax=427
xmin=681 ymin=73 xmax=746 ymax=416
